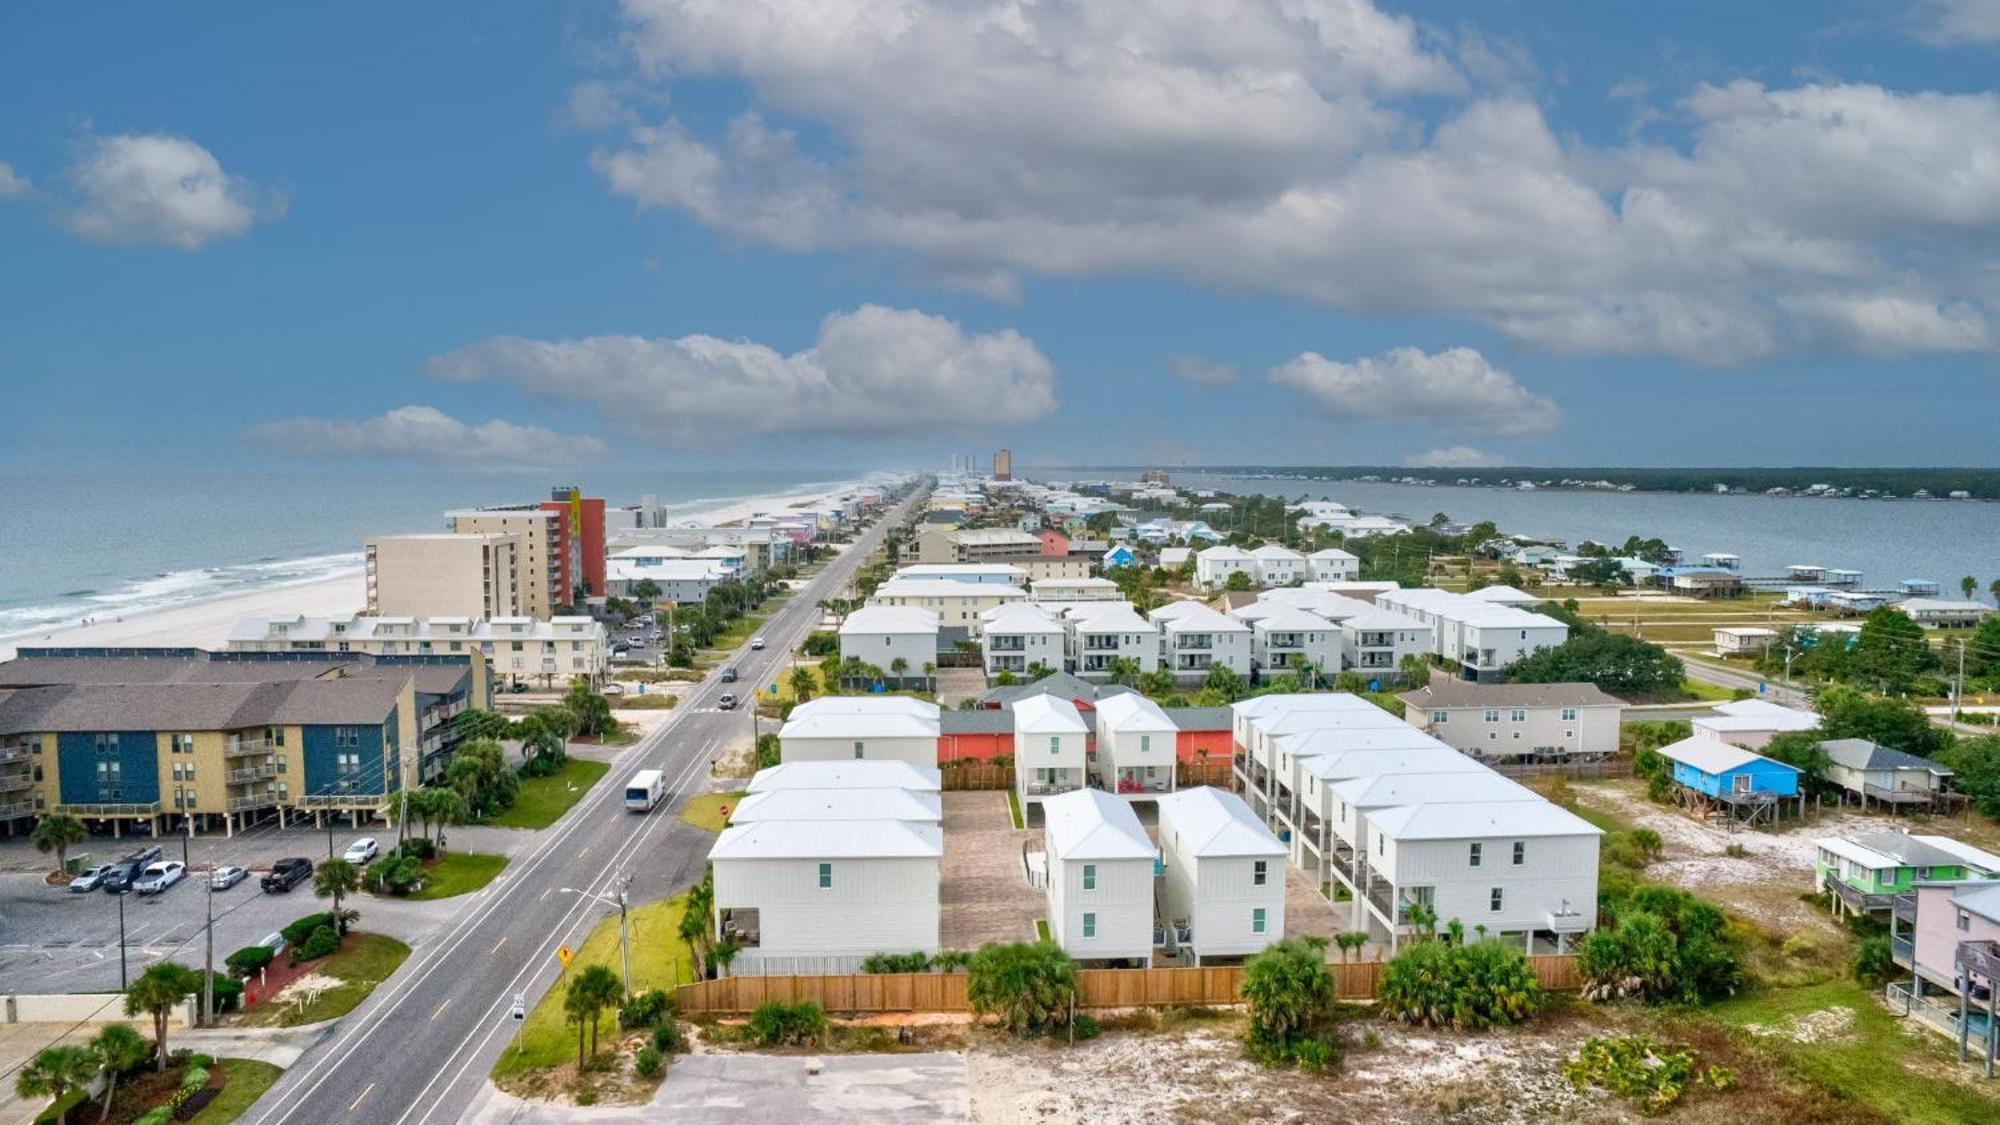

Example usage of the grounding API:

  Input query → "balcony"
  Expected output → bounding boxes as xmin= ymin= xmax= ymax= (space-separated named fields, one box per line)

xmin=225 ymin=738 xmax=273 ymax=758
xmin=1893 ymin=893 xmax=1918 ymax=925
xmin=989 ymin=637 xmax=1027 ymax=652
xmin=1175 ymin=655 xmax=1213 ymax=672
xmin=1082 ymin=637 xmax=1120 ymax=652
xmin=0 ymin=770 xmax=35 ymax=794
xmin=0 ymin=797 xmax=36 ymax=821
xmin=55 ymin=801 xmax=162 ymax=817
xmin=1107 ymin=769 xmax=1172 ymax=795
xmin=1174 ymin=635 xmax=1214 ymax=650
xmin=227 ymin=793 xmax=277 ymax=814
xmin=1893 ymin=932 xmax=1915 ymax=966
xmin=226 ymin=763 xmax=279 ymax=784
xmin=295 ymin=790 xmax=388 ymax=810
xmin=0 ymin=741 xmax=32 ymax=764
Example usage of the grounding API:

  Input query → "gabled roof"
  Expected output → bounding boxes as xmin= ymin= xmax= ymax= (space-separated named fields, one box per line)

xmin=1949 ymin=882 xmax=2000 ymax=925
xmin=1307 ymin=548 xmax=1359 ymax=561
xmin=1836 ymin=831 xmax=1976 ymax=870
xmin=1195 ymin=545 xmax=1256 ymax=562
xmin=1333 ymin=770 xmax=1530 ymax=808
xmin=1014 ymin=693 xmax=1088 ymax=734
xmin=1157 ymin=787 xmax=1283 ymax=858
xmin=839 ymin=606 xmax=941 ymax=635
xmin=780 ymin=696 xmax=941 ymax=741
xmin=1239 ymin=605 xmax=1337 ymax=632
xmin=1461 ymin=585 xmax=1541 ymax=605
xmin=1367 ymin=798 xmax=1603 ymax=842
xmin=1911 ymin=835 xmax=2000 ymax=873
xmin=709 ymin=819 xmax=943 ymax=860
xmin=1399 ymin=680 xmax=1621 ymax=711
xmin=1819 ymin=739 xmax=1951 ymax=776
xmin=1152 ymin=603 xmax=1251 ymax=634
xmin=1279 ymin=726 xmax=1454 ymax=759
xmin=746 ymin=760 xmax=941 ymax=793
xmin=1249 ymin=544 xmax=1305 ymax=562
xmin=1094 ymin=692 xmax=1176 ymax=733
xmin=1655 ymin=736 xmax=1794 ymax=776
xmin=1297 ymin=746 xmax=1486 ymax=782
xmin=978 ymin=671 xmax=1135 ymax=708
xmin=730 ymin=788 xmax=942 ymax=824
xmin=1067 ymin=604 xmax=1155 ymax=633
xmin=1042 ymin=788 xmax=1156 ymax=861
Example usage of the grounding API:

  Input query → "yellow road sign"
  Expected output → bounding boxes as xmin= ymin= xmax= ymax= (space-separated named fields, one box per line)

xmin=557 ymin=945 xmax=574 ymax=969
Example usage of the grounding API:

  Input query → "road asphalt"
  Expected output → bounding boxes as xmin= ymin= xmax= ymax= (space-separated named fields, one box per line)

xmin=240 ymin=493 xmax=917 ymax=1125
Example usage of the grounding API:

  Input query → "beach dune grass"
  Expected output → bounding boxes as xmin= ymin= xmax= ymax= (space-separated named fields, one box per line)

xmin=680 ymin=791 xmax=745 ymax=833
xmin=491 ymin=892 xmax=695 ymax=1079
xmin=490 ymin=758 xmax=610 ymax=830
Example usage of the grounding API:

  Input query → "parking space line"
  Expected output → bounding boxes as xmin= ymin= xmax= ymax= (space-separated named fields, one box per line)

xmin=491 ymin=937 xmax=506 ymax=954
xmin=349 ymin=1082 xmax=375 ymax=1113
xmin=432 ymin=1000 xmax=449 ymax=1021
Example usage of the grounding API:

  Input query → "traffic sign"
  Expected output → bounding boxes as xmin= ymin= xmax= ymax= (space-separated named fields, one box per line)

xmin=557 ymin=945 xmax=574 ymax=969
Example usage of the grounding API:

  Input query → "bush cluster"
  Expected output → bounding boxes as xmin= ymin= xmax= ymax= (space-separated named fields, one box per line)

xmin=291 ymin=925 xmax=339 ymax=965
xmin=1378 ymin=939 xmax=1543 ymax=1032
xmin=280 ymin=912 xmax=335 ymax=945
xmin=746 ymin=1000 xmax=827 ymax=1047
xmin=1579 ymin=886 xmax=1741 ymax=1004
xmin=225 ymin=944 xmax=275 ymax=979
xmin=617 ymin=989 xmax=674 ymax=1030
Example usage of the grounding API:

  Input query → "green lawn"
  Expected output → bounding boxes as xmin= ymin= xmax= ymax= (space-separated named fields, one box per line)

xmin=491 ymin=892 xmax=695 ymax=1078
xmin=489 ymin=758 xmax=610 ymax=829
xmin=407 ymin=852 xmax=508 ymax=900
xmin=1007 ymin=789 xmax=1025 ymax=830
xmin=1035 ymin=919 xmax=1051 ymax=942
xmin=1699 ymin=980 xmax=2000 ymax=1124
xmin=245 ymin=932 xmax=411 ymax=1027
xmin=1678 ymin=676 xmax=1745 ymax=702
xmin=186 ymin=1059 xmax=284 ymax=1124
xmin=679 ymin=790 xmax=744 ymax=832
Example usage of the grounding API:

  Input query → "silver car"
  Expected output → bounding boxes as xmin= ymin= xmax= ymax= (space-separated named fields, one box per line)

xmin=69 ymin=865 xmax=113 ymax=893
xmin=210 ymin=865 xmax=249 ymax=890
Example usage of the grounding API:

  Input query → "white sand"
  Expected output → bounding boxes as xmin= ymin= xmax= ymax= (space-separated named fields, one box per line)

xmin=1 ymin=482 xmax=863 ymax=661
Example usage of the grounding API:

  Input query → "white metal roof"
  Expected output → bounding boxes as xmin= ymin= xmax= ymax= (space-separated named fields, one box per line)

xmin=839 ymin=606 xmax=941 ymax=635
xmin=730 ymin=788 xmax=943 ymax=824
xmin=709 ymin=819 xmax=943 ymax=860
xmin=1911 ymin=835 xmax=2000 ymax=873
xmin=1279 ymin=726 xmax=1454 ymax=759
xmin=1013 ymin=693 xmax=1088 ymax=734
xmin=872 ymin=579 xmax=1027 ymax=600
xmin=1367 ymin=798 xmax=1603 ymax=842
xmin=1042 ymin=789 xmax=1157 ymax=860
xmin=1332 ymin=770 xmax=1531 ymax=808
xmin=897 ymin=563 xmax=1031 ymax=580
xmin=746 ymin=760 xmax=942 ymax=793
xmin=1067 ymin=604 xmax=1156 ymax=632
xmin=1655 ymin=735 xmax=1788 ymax=775
xmin=1151 ymin=603 xmax=1251 ymax=633
xmin=1461 ymin=585 xmax=1540 ymax=605
xmin=1157 ymin=787 xmax=1284 ymax=858
xmin=780 ymin=696 xmax=941 ymax=741
xmin=1094 ymin=692 xmax=1177 ymax=733
xmin=1297 ymin=746 xmax=1486 ymax=781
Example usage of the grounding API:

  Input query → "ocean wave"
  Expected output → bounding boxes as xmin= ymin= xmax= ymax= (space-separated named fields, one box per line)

xmin=0 ymin=552 xmax=363 ymax=639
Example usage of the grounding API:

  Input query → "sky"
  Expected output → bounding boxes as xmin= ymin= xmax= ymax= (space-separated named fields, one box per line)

xmin=4 ymin=0 xmax=2000 ymax=473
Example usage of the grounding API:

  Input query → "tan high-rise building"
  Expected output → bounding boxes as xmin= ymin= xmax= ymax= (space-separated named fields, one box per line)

xmin=365 ymin=533 xmax=521 ymax=619
xmin=992 ymin=449 xmax=1013 ymax=481
xmin=445 ymin=507 xmax=566 ymax=617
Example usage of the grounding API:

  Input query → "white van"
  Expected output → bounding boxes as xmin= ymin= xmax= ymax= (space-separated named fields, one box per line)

xmin=625 ymin=769 xmax=666 ymax=813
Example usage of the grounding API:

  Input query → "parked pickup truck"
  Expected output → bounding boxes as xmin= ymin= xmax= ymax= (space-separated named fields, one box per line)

xmin=261 ymin=857 xmax=314 ymax=893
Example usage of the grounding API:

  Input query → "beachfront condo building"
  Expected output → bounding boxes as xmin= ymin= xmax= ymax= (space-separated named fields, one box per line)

xmin=366 ymin=533 xmax=521 ymax=620
xmin=444 ymin=506 xmax=570 ymax=616
xmin=226 ymin=613 xmax=608 ymax=690
xmin=0 ymin=648 xmax=492 ymax=836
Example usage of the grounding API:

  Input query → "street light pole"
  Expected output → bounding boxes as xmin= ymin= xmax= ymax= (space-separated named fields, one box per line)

xmin=202 ymin=869 xmax=215 ymax=1026
xmin=116 ymin=889 xmax=128 ymax=990
xmin=560 ymin=884 xmax=633 ymax=997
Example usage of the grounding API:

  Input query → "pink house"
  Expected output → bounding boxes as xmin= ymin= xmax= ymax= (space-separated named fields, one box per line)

xmin=1894 ymin=881 xmax=2000 ymax=1072
xmin=1038 ymin=529 xmax=1070 ymax=557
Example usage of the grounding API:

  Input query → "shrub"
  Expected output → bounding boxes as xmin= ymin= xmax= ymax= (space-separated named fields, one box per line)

xmin=225 ymin=945 xmax=275 ymax=979
xmin=368 ymin=855 xmax=423 ymax=895
xmin=1378 ymin=939 xmax=1542 ymax=1031
xmin=281 ymin=912 xmax=335 ymax=945
xmin=618 ymin=989 xmax=674 ymax=1030
xmin=397 ymin=837 xmax=437 ymax=862
xmin=291 ymin=924 xmax=339 ymax=965
xmin=201 ymin=973 xmax=243 ymax=1014
xmin=185 ymin=1053 xmax=214 ymax=1069
xmin=1239 ymin=938 xmax=1344 ymax=1069
xmin=1580 ymin=888 xmax=1741 ymax=1005
xmin=634 ymin=1046 xmax=664 ymax=1078
xmin=746 ymin=1001 xmax=827 ymax=1047
xmin=1564 ymin=1034 xmax=1736 ymax=1114
xmin=133 ymin=1109 xmax=173 ymax=1125
xmin=966 ymin=941 xmax=1079 ymax=1037
xmin=1851 ymin=934 xmax=1897 ymax=986
xmin=861 ymin=952 xmax=932 ymax=974
xmin=650 ymin=1021 xmax=686 ymax=1054
xmin=181 ymin=1065 xmax=210 ymax=1091
xmin=1070 ymin=1013 xmax=1100 ymax=1041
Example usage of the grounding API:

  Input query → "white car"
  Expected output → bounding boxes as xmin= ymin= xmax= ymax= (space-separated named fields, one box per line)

xmin=210 ymin=865 xmax=249 ymax=890
xmin=343 ymin=837 xmax=381 ymax=865
xmin=70 ymin=865 xmax=114 ymax=893
xmin=749 ymin=636 xmax=766 ymax=650
xmin=133 ymin=861 xmax=186 ymax=895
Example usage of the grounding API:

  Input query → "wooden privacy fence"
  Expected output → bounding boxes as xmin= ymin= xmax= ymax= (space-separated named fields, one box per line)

xmin=941 ymin=764 xmax=1016 ymax=790
xmin=1177 ymin=759 xmax=1235 ymax=787
xmin=675 ymin=955 xmax=1581 ymax=1015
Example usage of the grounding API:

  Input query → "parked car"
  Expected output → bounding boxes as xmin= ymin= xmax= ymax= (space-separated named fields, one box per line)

xmin=749 ymin=636 xmax=766 ymax=650
xmin=343 ymin=837 xmax=380 ymax=865
xmin=210 ymin=865 xmax=249 ymax=890
xmin=69 ymin=865 xmax=113 ymax=893
xmin=262 ymin=857 xmax=314 ymax=893
xmin=611 ymin=646 xmax=629 ymax=658
xmin=719 ymin=667 xmax=738 ymax=683
xmin=101 ymin=858 xmax=150 ymax=895
xmin=133 ymin=861 xmax=186 ymax=895
xmin=717 ymin=693 xmax=738 ymax=710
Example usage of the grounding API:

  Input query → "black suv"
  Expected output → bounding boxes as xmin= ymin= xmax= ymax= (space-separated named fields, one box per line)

xmin=720 ymin=667 xmax=738 ymax=683
xmin=262 ymin=857 xmax=314 ymax=893
xmin=101 ymin=846 xmax=163 ymax=894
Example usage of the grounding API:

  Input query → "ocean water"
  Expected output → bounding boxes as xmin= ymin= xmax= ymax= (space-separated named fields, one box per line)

xmin=1167 ymin=473 xmax=2000 ymax=598
xmin=0 ymin=468 xmax=856 ymax=638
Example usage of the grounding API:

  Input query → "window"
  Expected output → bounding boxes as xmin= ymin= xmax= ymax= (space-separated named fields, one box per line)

xmin=1483 ymin=709 xmax=1500 ymax=722
xmin=335 ymin=727 xmax=360 ymax=748
xmin=1512 ymin=841 xmax=1525 ymax=866
xmin=1509 ymin=708 xmax=1526 ymax=722
xmin=1960 ymin=909 xmax=1973 ymax=932
xmin=818 ymin=862 xmax=833 ymax=889
xmin=1252 ymin=907 xmax=1267 ymax=934
xmin=1082 ymin=912 xmax=1097 ymax=938
xmin=94 ymin=733 xmax=120 ymax=754
xmin=1560 ymin=708 xmax=1577 ymax=721
xmin=1469 ymin=842 xmax=1482 ymax=867
xmin=335 ymin=752 xmax=360 ymax=776
xmin=1083 ymin=864 xmax=1097 ymax=890
xmin=853 ymin=741 xmax=864 ymax=760
xmin=1432 ymin=711 xmax=1448 ymax=724
xmin=1490 ymin=887 xmax=1504 ymax=911
xmin=1253 ymin=860 xmax=1268 ymax=886
xmin=1139 ymin=734 xmax=1150 ymax=753
xmin=1049 ymin=736 xmax=1060 ymax=755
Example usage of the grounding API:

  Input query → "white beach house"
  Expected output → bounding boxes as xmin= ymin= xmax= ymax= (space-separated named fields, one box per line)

xmin=1399 ymin=680 xmax=1624 ymax=762
xmin=1092 ymin=692 xmax=1178 ymax=797
xmin=1041 ymin=788 xmax=1158 ymax=965
xmin=1156 ymin=787 xmax=1287 ymax=963
xmin=729 ymin=787 xmax=943 ymax=825
xmin=1690 ymin=698 xmax=1821 ymax=749
xmin=1193 ymin=545 xmax=1258 ymax=590
xmin=982 ymin=603 xmax=1067 ymax=678
xmin=1066 ymin=603 xmax=1161 ymax=680
xmin=1151 ymin=602 xmax=1253 ymax=683
xmin=777 ymin=697 xmax=942 ymax=767
xmin=838 ymin=605 xmax=940 ymax=679
xmin=710 ymin=815 xmax=943 ymax=973
xmin=1306 ymin=548 xmax=1360 ymax=582
xmin=746 ymin=760 xmax=941 ymax=794
xmin=1015 ymin=693 xmax=1090 ymax=804
xmin=1250 ymin=544 xmax=1307 ymax=587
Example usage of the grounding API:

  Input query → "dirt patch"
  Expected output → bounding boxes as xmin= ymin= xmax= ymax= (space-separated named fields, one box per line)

xmin=1743 ymin=1005 xmax=1856 ymax=1046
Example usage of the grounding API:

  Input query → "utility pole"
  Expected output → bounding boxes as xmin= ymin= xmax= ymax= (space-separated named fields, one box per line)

xmin=1955 ymin=639 xmax=1967 ymax=724
xmin=182 ymin=814 xmax=192 ymax=867
xmin=618 ymin=879 xmax=632 ymax=998
xmin=116 ymin=889 xmax=128 ymax=990
xmin=202 ymin=869 xmax=215 ymax=1026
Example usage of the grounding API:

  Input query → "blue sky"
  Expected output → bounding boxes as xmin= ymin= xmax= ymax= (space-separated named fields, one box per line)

xmin=4 ymin=1 xmax=1998 ymax=473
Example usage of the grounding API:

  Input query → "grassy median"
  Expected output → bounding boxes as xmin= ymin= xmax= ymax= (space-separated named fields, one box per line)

xmin=407 ymin=852 xmax=509 ymax=900
xmin=491 ymin=891 xmax=696 ymax=1079
xmin=490 ymin=758 xmax=610 ymax=830
xmin=679 ymin=791 xmax=744 ymax=832
xmin=241 ymin=932 xmax=412 ymax=1028
xmin=186 ymin=1059 xmax=284 ymax=1124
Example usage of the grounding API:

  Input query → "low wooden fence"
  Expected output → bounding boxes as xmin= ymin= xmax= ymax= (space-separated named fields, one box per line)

xmin=1176 ymin=759 xmax=1234 ymax=787
xmin=675 ymin=955 xmax=1581 ymax=1015
xmin=941 ymin=763 xmax=1016 ymax=790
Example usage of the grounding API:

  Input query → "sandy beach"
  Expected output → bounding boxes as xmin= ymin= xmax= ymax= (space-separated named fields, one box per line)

xmin=0 ymin=481 xmax=863 ymax=661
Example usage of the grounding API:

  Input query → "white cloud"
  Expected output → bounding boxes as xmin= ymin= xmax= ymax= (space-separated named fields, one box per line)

xmin=246 ymin=405 xmax=609 ymax=464
xmin=0 ymin=162 xmax=30 ymax=199
xmin=1404 ymin=445 xmax=1508 ymax=468
xmin=589 ymin=1 xmax=2000 ymax=363
xmin=1906 ymin=0 xmax=2000 ymax=44
xmin=1269 ymin=346 xmax=1562 ymax=438
xmin=426 ymin=305 xmax=1057 ymax=446
xmin=60 ymin=132 xmax=281 ymax=250
xmin=1168 ymin=353 xmax=1236 ymax=384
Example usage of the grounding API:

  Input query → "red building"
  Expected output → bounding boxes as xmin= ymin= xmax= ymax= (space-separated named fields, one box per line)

xmin=542 ymin=487 xmax=607 ymax=599
xmin=1037 ymin=528 xmax=1070 ymax=557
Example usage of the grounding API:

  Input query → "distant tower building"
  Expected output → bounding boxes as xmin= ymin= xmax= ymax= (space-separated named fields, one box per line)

xmin=993 ymin=449 xmax=1013 ymax=481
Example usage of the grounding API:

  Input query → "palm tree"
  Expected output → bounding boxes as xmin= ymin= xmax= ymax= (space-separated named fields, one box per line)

xmin=15 ymin=1045 xmax=97 ymax=1125
xmin=1964 ymin=575 xmax=1980 ymax=601
xmin=1403 ymin=900 xmax=1438 ymax=940
xmin=32 ymin=814 xmax=88 ymax=879
xmin=1333 ymin=931 xmax=1367 ymax=963
xmin=405 ymin=786 xmax=466 ymax=844
xmin=313 ymin=859 xmax=361 ymax=949
xmin=88 ymin=1024 xmax=150 ymax=1122
xmin=789 ymin=665 xmax=817 ymax=702
xmin=125 ymin=963 xmax=201 ymax=1071
xmin=566 ymin=964 xmax=623 ymax=1066
xmin=679 ymin=877 xmax=715 ymax=978
xmin=515 ymin=707 xmax=572 ymax=773
xmin=1240 ymin=937 xmax=1335 ymax=1044
xmin=890 ymin=657 xmax=909 ymax=681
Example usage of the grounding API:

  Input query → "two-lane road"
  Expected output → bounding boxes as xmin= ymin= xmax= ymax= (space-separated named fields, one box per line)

xmin=246 ymin=490 xmax=920 ymax=1125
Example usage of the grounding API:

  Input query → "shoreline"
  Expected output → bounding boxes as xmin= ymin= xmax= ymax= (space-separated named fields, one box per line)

xmin=0 ymin=480 xmax=864 ymax=660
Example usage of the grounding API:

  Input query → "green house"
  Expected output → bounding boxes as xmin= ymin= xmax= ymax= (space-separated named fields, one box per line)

xmin=1814 ymin=831 xmax=2000 ymax=916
